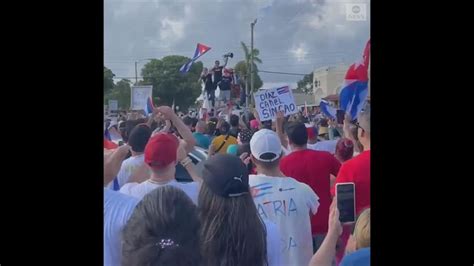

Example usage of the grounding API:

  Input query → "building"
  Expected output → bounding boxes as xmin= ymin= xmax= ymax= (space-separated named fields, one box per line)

xmin=312 ymin=64 xmax=371 ymax=106
xmin=312 ymin=64 xmax=349 ymax=105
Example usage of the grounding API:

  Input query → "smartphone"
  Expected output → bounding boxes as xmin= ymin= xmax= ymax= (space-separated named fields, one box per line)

xmin=336 ymin=182 xmax=356 ymax=223
xmin=336 ymin=110 xmax=345 ymax=124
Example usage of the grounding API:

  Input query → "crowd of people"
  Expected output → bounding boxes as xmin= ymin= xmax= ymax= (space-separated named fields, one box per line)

xmin=104 ymin=100 xmax=371 ymax=266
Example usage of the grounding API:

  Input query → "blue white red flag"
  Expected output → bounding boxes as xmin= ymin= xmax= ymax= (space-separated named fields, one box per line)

xmin=320 ymin=99 xmax=337 ymax=120
xmin=144 ymin=96 xmax=155 ymax=116
xmin=179 ymin=43 xmax=211 ymax=73
xmin=276 ymin=86 xmax=290 ymax=95
xmin=339 ymin=39 xmax=370 ymax=120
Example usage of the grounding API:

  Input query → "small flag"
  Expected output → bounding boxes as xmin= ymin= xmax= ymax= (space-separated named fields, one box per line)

xmin=276 ymin=86 xmax=290 ymax=95
xmin=320 ymin=99 xmax=337 ymax=120
xmin=144 ymin=96 xmax=155 ymax=116
xmin=339 ymin=39 xmax=370 ymax=120
xmin=104 ymin=138 xmax=118 ymax=149
xmin=180 ymin=43 xmax=211 ymax=74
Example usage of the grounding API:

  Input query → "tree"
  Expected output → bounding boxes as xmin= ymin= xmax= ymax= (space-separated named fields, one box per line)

xmin=234 ymin=61 xmax=263 ymax=92
xmin=234 ymin=41 xmax=263 ymax=97
xmin=296 ymin=72 xmax=314 ymax=94
xmin=105 ymin=79 xmax=132 ymax=109
xmin=240 ymin=41 xmax=262 ymax=64
xmin=104 ymin=67 xmax=115 ymax=93
xmin=139 ymin=56 xmax=203 ymax=110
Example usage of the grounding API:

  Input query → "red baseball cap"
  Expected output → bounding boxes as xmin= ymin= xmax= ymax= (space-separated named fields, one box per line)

xmin=144 ymin=133 xmax=179 ymax=170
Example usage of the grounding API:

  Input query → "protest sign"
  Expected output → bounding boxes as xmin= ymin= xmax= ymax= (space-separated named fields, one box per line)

xmin=131 ymin=86 xmax=153 ymax=110
xmin=108 ymin=100 xmax=118 ymax=112
xmin=253 ymin=86 xmax=298 ymax=121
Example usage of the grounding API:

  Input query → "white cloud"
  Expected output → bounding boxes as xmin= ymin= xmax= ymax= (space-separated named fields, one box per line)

xmin=290 ymin=44 xmax=309 ymax=62
xmin=160 ymin=18 xmax=185 ymax=44
xmin=105 ymin=0 xmax=370 ymax=83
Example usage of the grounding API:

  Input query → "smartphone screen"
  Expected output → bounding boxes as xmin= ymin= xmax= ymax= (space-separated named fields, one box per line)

xmin=336 ymin=110 xmax=345 ymax=124
xmin=336 ymin=182 xmax=356 ymax=223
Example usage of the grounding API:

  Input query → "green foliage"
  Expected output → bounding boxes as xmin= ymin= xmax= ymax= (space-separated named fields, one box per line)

xmin=296 ymin=72 xmax=314 ymax=94
xmin=104 ymin=79 xmax=132 ymax=109
xmin=234 ymin=61 xmax=263 ymax=91
xmin=139 ymin=56 xmax=203 ymax=110
xmin=104 ymin=67 xmax=115 ymax=93
xmin=234 ymin=41 xmax=264 ymax=93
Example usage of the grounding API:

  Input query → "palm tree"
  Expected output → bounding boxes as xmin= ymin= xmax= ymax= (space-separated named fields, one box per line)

xmin=241 ymin=41 xmax=262 ymax=65
xmin=235 ymin=42 xmax=264 ymax=106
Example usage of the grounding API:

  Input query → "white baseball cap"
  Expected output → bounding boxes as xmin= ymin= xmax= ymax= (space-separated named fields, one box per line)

xmin=250 ymin=129 xmax=282 ymax=162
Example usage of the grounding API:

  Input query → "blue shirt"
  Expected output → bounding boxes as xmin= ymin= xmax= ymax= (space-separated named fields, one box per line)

xmin=340 ymin=247 xmax=370 ymax=266
xmin=193 ymin=132 xmax=210 ymax=149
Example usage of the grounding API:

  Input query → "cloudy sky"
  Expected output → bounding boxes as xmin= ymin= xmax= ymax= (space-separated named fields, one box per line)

xmin=105 ymin=0 xmax=370 ymax=86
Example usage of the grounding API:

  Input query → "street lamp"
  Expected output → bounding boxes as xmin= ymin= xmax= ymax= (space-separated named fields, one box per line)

xmin=135 ymin=58 xmax=154 ymax=85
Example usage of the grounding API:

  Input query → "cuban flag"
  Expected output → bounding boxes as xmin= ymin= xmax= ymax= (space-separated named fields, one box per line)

xmin=320 ymin=99 xmax=337 ymax=120
xmin=276 ymin=86 xmax=290 ymax=95
xmin=339 ymin=39 xmax=370 ymax=121
xmin=180 ymin=43 xmax=211 ymax=74
xmin=144 ymin=96 xmax=155 ymax=116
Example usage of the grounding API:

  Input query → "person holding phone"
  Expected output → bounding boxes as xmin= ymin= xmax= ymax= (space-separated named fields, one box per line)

xmin=330 ymin=104 xmax=371 ymax=265
xmin=308 ymin=200 xmax=370 ymax=266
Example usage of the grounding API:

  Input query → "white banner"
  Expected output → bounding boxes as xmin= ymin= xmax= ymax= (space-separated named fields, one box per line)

xmin=253 ymin=86 xmax=298 ymax=121
xmin=131 ymin=86 xmax=153 ymax=110
xmin=108 ymin=100 xmax=118 ymax=112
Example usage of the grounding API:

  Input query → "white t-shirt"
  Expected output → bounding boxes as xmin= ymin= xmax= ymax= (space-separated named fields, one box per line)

xmin=120 ymin=179 xmax=200 ymax=205
xmin=107 ymin=154 xmax=150 ymax=190
xmin=104 ymin=188 xmax=139 ymax=266
xmin=249 ymin=175 xmax=319 ymax=266
xmin=308 ymin=139 xmax=339 ymax=154
xmin=264 ymin=219 xmax=282 ymax=266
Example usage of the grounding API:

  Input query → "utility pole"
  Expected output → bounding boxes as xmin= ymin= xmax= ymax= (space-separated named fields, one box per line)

xmin=135 ymin=61 xmax=138 ymax=85
xmin=250 ymin=18 xmax=257 ymax=107
xmin=246 ymin=18 xmax=257 ymax=122
xmin=134 ymin=58 xmax=154 ymax=85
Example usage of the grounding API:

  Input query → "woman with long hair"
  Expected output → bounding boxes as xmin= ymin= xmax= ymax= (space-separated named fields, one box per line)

xmin=198 ymin=154 xmax=280 ymax=266
xmin=121 ymin=186 xmax=201 ymax=266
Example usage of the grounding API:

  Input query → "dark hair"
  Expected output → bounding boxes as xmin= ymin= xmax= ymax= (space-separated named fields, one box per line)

xmin=251 ymin=153 xmax=282 ymax=170
xmin=123 ymin=120 xmax=144 ymax=143
xmin=237 ymin=143 xmax=251 ymax=156
xmin=207 ymin=118 xmax=218 ymax=135
xmin=230 ymin=114 xmax=239 ymax=127
xmin=182 ymin=116 xmax=193 ymax=127
xmin=191 ymin=118 xmax=199 ymax=128
xmin=198 ymin=183 xmax=267 ymax=266
xmin=285 ymin=122 xmax=308 ymax=146
xmin=237 ymin=143 xmax=253 ymax=172
xmin=261 ymin=120 xmax=272 ymax=130
xmin=220 ymin=121 xmax=231 ymax=135
xmin=128 ymin=124 xmax=152 ymax=152
xmin=122 ymin=186 xmax=201 ymax=266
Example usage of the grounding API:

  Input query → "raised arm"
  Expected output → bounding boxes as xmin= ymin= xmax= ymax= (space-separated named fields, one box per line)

xmin=156 ymin=106 xmax=196 ymax=153
xmin=177 ymin=140 xmax=202 ymax=183
xmin=104 ymin=144 xmax=131 ymax=186
xmin=308 ymin=198 xmax=342 ymax=266
xmin=275 ymin=111 xmax=288 ymax=149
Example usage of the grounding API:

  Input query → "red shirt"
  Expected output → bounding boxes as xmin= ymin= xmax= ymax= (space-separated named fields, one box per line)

xmin=280 ymin=149 xmax=341 ymax=235
xmin=331 ymin=150 xmax=370 ymax=215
